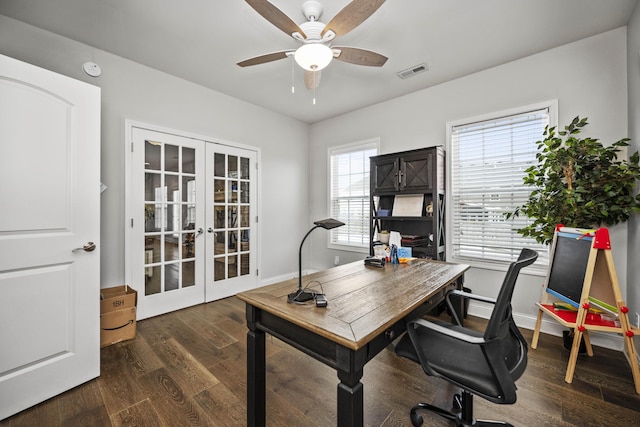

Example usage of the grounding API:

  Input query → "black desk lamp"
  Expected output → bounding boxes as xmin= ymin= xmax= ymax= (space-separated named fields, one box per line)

xmin=288 ymin=218 xmax=345 ymax=303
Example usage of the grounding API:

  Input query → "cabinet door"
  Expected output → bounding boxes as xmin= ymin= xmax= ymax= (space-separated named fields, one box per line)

xmin=372 ymin=156 xmax=399 ymax=192
xmin=400 ymin=151 xmax=432 ymax=192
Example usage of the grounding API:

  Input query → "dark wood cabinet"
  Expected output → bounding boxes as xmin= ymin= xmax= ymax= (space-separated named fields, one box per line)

xmin=370 ymin=146 xmax=445 ymax=260
xmin=372 ymin=149 xmax=435 ymax=193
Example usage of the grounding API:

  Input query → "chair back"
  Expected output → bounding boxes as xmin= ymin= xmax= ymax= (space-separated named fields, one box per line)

xmin=484 ymin=248 xmax=538 ymax=340
xmin=483 ymin=248 xmax=538 ymax=388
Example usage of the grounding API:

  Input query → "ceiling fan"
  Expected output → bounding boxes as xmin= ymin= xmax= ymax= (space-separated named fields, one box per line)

xmin=237 ymin=0 xmax=388 ymax=89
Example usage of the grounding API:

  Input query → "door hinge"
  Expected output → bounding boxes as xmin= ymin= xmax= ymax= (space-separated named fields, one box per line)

xmin=255 ymin=216 xmax=258 ymax=223
xmin=131 ymin=218 xmax=134 ymax=227
xmin=256 ymin=269 xmax=259 ymax=276
xmin=131 ymin=142 xmax=134 ymax=152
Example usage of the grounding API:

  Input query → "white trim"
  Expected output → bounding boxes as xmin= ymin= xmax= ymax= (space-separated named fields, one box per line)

xmin=445 ymin=100 xmax=558 ymax=270
xmin=326 ymin=137 xmax=380 ymax=251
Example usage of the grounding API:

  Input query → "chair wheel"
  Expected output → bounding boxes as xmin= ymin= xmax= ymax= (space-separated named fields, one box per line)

xmin=410 ymin=408 xmax=424 ymax=426
xmin=452 ymin=393 xmax=462 ymax=413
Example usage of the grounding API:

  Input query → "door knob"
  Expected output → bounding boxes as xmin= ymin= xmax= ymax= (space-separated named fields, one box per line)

xmin=197 ymin=228 xmax=204 ymax=236
xmin=207 ymin=227 xmax=214 ymax=233
xmin=72 ymin=242 xmax=96 ymax=252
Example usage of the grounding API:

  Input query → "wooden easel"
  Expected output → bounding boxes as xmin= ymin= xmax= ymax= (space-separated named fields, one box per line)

xmin=531 ymin=226 xmax=640 ymax=394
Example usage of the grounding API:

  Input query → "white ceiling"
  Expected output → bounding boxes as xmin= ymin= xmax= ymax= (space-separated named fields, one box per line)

xmin=0 ymin=0 xmax=637 ymax=123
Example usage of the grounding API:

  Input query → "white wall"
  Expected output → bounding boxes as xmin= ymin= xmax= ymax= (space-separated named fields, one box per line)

xmin=627 ymin=3 xmax=640 ymax=346
xmin=309 ymin=28 xmax=630 ymax=342
xmin=0 ymin=15 xmax=310 ymax=286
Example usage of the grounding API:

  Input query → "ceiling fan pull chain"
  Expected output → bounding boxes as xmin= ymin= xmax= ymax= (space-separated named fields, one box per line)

xmin=313 ymin=69 xmax=317 ymax=105
xmin=291 ymin=55 xmax=295 ymax=94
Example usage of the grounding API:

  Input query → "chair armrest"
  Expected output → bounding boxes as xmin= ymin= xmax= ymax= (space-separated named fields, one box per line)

xmin=445 ymin=289 xmax=497 ymax=325
xmin=407 ymin=318 xmax=486 ymax=345
xmin=446 ymin=289 xmax=496 ymax=305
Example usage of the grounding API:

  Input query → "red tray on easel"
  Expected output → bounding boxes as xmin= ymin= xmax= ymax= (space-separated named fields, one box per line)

xmin=539 ymin=304 xmax=619 ymax=328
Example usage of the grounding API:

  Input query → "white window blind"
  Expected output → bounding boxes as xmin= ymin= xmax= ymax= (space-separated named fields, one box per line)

xmin=450 ymin=108 xmax=550 ymax=266
xmin=329 ymin=141 xmax=378 ymax=249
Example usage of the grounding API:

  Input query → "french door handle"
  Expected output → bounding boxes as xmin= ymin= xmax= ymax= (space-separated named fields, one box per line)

xmin=207 ymin=227 xmax=214 ymax=233
xmin=196 ymin=228 xmax=204 ymax=236
xmin=72 ymin=242 xmax=96 ymax=252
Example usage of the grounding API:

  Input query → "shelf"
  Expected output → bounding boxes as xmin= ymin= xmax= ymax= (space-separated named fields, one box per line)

xmin=370 ymin=147 xmax=445 ymax=260
xmin=373 ymin=216 xmax=434 ymax=221
xmin=373 ymin=190 xmax=444 ymax=197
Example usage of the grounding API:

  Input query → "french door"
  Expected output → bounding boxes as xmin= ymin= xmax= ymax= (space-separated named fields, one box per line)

xmin=128 ymin=126 xmax=258 ymax=319
xmin=205 ymin=145 xmax=258 ymax=301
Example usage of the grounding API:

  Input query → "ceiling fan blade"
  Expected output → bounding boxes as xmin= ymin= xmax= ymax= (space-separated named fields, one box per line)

xmin=321 ymin=0 xmax=386 ymax=37
xmin=246 ymin=0 xmax=307 ymax=39
xmin=237 ymin=50 xmax=292 ymax=67
xmin=333 ymin=47 xmax=388 ymax=67
xmin=304 ymin=70 xmax=321 ymax=89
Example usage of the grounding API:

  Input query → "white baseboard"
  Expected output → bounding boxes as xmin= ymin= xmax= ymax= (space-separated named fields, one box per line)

xmin=260 ymin=268 xmax=319 ymax=287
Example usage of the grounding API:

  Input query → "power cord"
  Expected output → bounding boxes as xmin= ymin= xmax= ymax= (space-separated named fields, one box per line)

xmin=287 ymin=280 xmax=325 ymax=304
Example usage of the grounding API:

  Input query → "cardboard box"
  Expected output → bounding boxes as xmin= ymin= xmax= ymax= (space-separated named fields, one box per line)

xmin=100 ymin=306 xmax=136 ymax=347
xmin=100 ymin=285 xmax=137 ymax=313
xmin=100 ymin=285 xmax=137 ymax=347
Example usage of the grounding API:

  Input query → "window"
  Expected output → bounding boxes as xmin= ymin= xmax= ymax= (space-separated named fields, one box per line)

xmin=448 ymin=103 xmax=556 ymax=268
xmin=329 ymin=139 xmax=378 ymax=251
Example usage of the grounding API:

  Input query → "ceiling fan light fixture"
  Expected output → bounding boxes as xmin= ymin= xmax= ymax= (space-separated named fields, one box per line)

xmin=294 ymin=43 xmax=333 ymax=71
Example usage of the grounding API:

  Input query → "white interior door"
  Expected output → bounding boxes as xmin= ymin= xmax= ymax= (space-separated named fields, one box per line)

xmin=130 ymin=128 xmax=206 ymax=320
xmin=0 ymin=54 xmax=101 ymax=420
xmin=205 ymin=145 xmax=258 ymax=301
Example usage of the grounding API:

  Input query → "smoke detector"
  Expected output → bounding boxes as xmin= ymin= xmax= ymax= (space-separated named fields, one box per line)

xmin=82 ymin=62 xmax=102 ymax=77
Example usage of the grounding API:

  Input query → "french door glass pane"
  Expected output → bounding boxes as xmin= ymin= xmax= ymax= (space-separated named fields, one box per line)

xmin=165 ymin=144 xmax=179 ymax=172
xmin=240 ymin=157 xmax=250 ymax=179
xmin=241 ymin=253 xmax=250 ymax=275
xmin=240 ymin=206 xmax=249 ymax=227
xmin=228 ymin=155 xmax=238 ymax=178
xmin=145 ymin=141 xmax=161 ymax=170
xmin=183 ymin=147 xmax=195 ymax=174
xmin=183 ymin=232 xmax=195 ymax=258
xmin=228 ymin=255 xmax=238 ymax=278
xmin=165 ymin=263 xmax=179 ymax=291
xmin=182 ymin=261 xmax=195 ymax=288
xmin=214 ymin=153 xmax=225 ymax=177
xmin=146 ymin=265 xmax=161 ymax=295
xmin=214 ymin=179 xmax=225 ymax=201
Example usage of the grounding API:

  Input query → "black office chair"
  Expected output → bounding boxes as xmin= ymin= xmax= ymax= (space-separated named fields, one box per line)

xmin=395 ymin=248 xmax=538 ymax=427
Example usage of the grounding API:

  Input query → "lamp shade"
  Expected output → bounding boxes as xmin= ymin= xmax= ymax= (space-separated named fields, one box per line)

xmin=313 ymin=218 xmax=345 ymax=229
xmin=294 ymin=44 xmax=333 ymax=71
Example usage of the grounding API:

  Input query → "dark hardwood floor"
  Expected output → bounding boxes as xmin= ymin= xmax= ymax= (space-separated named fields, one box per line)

xmin=2 ymin=297 xmax=639 ymax=426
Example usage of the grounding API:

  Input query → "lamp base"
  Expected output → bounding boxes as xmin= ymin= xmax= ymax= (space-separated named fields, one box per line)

xmin=287 ymin=289 xmax=316 ymax=303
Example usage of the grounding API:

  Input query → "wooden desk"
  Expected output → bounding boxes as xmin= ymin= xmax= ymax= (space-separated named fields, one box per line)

xmin=237 ymin=259 xmax=469 ymax=426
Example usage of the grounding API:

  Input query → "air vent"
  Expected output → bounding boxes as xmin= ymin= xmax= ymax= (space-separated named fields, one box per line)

xmin=397 ymin=63 xmax=428 ymax=79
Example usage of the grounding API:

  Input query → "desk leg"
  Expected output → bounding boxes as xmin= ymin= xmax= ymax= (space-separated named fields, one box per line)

xmin=246 ymin=307 xmax=265 ymax=427
xmin=336 ymin=347 xmax=365 ymax=427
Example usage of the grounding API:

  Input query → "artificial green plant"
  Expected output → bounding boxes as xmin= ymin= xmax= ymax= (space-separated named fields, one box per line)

xmin=506 ymin=116 xmax=640 ymax=244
